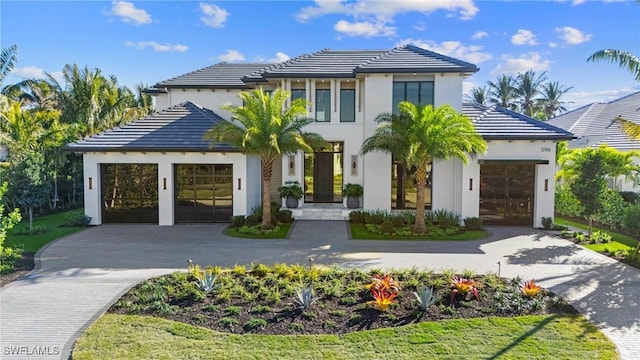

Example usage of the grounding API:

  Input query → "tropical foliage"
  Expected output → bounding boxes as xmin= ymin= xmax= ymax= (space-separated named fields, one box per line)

xmin=362 ymin=103 xmax=486 ymax=233
xmin=205 ymin=88 xmax=325 ymax=230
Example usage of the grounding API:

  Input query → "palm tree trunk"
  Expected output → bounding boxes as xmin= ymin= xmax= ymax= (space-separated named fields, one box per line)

xmin=261 ymin=158 xmax=274 ymax=230
xmin=28 ymin=206 xmax=33 ymax=231
xmin=413 ymin=165 xmax=427 ymax=234
xmin=397 ymin=163 xmax=406 ymax=208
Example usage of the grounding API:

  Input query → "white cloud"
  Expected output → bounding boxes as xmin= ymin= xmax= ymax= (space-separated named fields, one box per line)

xmin=10 ymin=67 xmax=63 ymax=84
xmin=125 ymin=41 xmax=188 ymax=52
xmin=334 ymin=20 xmax=396 ymax=37
xmin=397 ymin=39 xmax=492 ymax=64
xmin=218 ymin=50 xmax=245 ymax=62
xmin=511 ymin=29 xmax=538 ymax=46
xmin=491 ymin=52 xmax=551 ymax=75
xmin=564 ymin=87 xmax=638 ymax=110
xmin=548 ymin=42 xmax=559 ymax=48
xmin=110 ymin=1 xmax=151 ymax=25
xmin=269 ymin=52 xmax=290 ymax=63
xmin=471 ymin=31 xmax=488 ymax=40
xmin=555 ymin=26 xmax=592 ymax=45
xmin=463 ymin=80 xmax=476 ymax=96
xmin=200 ymin=3 xmax=229 ymax=28
xmin=414 ymin=22 xmax=426 ymax=31
xmin=552 ymin=0 xmax=586 ymax=6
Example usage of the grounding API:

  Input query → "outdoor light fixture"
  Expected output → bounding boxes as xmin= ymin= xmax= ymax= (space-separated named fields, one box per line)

xmin=544 ymin=179 xmax=549 ymax=192
xmin=469 ymin=178 xmax=473 ymax=191
xmin=88 ymin=177 xmax=93 ymax=190
xmin=288 ymin=155 xmax=295 ymax=176
xmin=163 ymin=178 xmax=167 ymax=190
xmin=351 ymin=155 xmax=358 ymax=176
xmin=237 ymin=178 xmax=242 ymax=190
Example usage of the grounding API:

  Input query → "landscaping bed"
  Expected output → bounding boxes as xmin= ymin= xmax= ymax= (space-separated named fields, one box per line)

xmin=0 ymin=252 xmax=34 ymax=287
xmin=109 ymin=263 xmax=574 ymax=336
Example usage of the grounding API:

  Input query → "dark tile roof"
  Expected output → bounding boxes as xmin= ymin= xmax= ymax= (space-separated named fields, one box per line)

xmin=463 ymin=103 xmax=574 ymax=140
xmin=154 ymin=63 xmax=271 ymax=89
xmin=64 ymin=102 xmax=239 ymax=153
xmin=355 ymin=45 xmax=478 ymax=74
xmin=547 ymin=91 xmax=640 ymax=151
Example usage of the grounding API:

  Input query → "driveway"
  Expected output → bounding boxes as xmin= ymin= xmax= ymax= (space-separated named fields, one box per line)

xmin=1 ymin=222 xmax=639 ymax=359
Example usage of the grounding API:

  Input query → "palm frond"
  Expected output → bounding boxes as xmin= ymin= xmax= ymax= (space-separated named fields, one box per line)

xmin=588 ymin=49 xmax=640 ymax=81
xmin=617 ymin=116 xmax=640 ymax=139
xmin=0 ymin=45 xmax=18 ymax=86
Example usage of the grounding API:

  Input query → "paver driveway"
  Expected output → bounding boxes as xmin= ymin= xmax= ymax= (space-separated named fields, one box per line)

xmin=1 ymin=222 xmax=639 ymax=359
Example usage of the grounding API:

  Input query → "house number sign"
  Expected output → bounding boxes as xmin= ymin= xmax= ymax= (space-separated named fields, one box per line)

xmin=540 ymin=147 xmax=552 ymax=152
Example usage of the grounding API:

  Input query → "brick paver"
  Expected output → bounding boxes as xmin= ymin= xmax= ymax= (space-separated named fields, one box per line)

xmin=1 ymin=223 xmax=638 ymax=359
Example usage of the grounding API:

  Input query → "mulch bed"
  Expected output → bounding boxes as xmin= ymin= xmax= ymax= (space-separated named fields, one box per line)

xmin=0 ymin=253 xmax=35 ymax=287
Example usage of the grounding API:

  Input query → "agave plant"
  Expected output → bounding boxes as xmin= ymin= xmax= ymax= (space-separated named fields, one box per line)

xmin=371 ymin=289 xmax=398 ymax=312
xmin=414 ymin=286 xmax=437 ymax=311
xmin=520 ymin=279 xmax=543 ymax=298
xmin=366 ymin=273 xmax=400 ymax=293
xmin=450 ymin=277 xmax=480 ymax=301
xmin=196 ymin=272 xmax=218 ymax=292
xmin=293 ymin=286 xmax=319 ymax=310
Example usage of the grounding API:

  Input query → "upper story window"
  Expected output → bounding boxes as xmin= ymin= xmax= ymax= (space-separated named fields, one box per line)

xmin=316 ymin=89 xmax=331 ymax=122
xmin=291 ymin=89 xmax=306 ymax=102
xmin=340 ymin=89 xmax=355 ymax=122
xmin=392 ymin=81 xmax=434 ymax=114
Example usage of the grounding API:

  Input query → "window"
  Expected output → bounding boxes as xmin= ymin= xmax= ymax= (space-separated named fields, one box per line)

xmin=315 ymin=89 xmax=331 ymax=122
xmin=391 ymin=162 xmax=432 ymax=210
xmin=340 ymin=89 xmax=355 ymax=122
xmin=291 ymin=89 xmax=306 ymax=102
xmin=392 ymin=81 xmax=434 ymax=114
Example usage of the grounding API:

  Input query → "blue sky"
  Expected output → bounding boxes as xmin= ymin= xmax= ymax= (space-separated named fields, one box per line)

xmin=2 ymin=0 xmax=639 ymax=110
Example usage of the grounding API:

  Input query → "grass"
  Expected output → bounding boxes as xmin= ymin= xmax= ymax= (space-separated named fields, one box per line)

xmin=5 ymin=210 xmax=88 ymax=252
xmin=73 ymin=313 xmax=617 ymax=359
xmin=349 ymin=223 xmax=488 ymax=241
xmin=224 ymin=223 xmax=292 ymax=239
xmin=555 ymin=216 xmax=638 ymax=252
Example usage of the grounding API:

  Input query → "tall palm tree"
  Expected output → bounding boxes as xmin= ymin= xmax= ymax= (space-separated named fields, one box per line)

xmin=538 ymin=81 xmax=573 ymax=120
xmin=465 ymin=86 xmax=489 ymax=105
xmin=362 ymin=103 xmax=487 ymax=233
xmin=0 ymin=45 xmax=17 ymax=88
xmin=204 ymin=88 xmax=326 ymax=230
xmin=515 ymin=70 xmax=547 ymax=117
xmin=588 ymin=49 xmax=640 ymax=81
xmin=487 ymin=75 xmax=517 ymax=110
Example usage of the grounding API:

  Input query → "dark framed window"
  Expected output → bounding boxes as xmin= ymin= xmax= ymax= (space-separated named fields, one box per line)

xmin=392 ymin=81 xmax=434 ymax=114
xmin=340 ymin=89 xmax=355 ymax=122
xmin=315 ymin=89 xmax=331 ymax=122
xmin=291 ymin=89 xmax=306 ymax=102
xmin=391 ymin=161 xmax=432 ymax=210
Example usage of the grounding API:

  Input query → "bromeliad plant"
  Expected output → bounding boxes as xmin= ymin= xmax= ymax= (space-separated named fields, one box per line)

xmin=519 ymin=279 xmax=543 ymax=298
xmin=450 ymin=277 xmax=480 ymax=302
xmin=367 ymin=273 xmax=400 ymax=312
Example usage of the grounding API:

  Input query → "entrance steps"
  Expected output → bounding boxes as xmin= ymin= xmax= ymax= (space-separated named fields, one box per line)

xmin=290 ymin=205 xmax=353 ymax=221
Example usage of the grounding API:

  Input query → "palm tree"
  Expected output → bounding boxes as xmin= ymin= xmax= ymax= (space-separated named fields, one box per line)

xmin=465 ymin=86 xmax=489 ymax=105
xmin=204 ymin=88 xmax=326 ymax=230
xmin=515 ymin=70 xmax=547 ymax=117
xmin=538 ymin=81 xmax=573 ymax=120
xmin=0 ymin=45 xmax=17 ymax=88
xmin=588 ymin=49 xmax=640 ymax=81
xmin=362 ymin=103 xmax=487 ymax=234
xmin=487 ymin=75 xmax=517 ymax=110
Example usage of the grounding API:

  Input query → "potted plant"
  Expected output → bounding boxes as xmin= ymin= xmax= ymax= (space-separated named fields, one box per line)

xmin=343 ymin=183 xmax=363 ymax=209
xmin=278 ymin=181 xmax=303 ymax=208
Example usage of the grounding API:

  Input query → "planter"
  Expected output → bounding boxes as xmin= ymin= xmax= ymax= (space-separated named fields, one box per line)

xmin=285 ymin=196 xmax=299 ymax=209
xmin=346 ymin=196 xmax=360 ymax=209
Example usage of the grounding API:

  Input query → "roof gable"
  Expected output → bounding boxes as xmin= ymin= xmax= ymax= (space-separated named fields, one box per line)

xmin=64 ymin=102 xmax=238 ymax=153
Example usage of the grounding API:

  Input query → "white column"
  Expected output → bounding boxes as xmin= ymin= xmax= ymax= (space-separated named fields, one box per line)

xmin=157 ymin=160 xmax=174 ymax=226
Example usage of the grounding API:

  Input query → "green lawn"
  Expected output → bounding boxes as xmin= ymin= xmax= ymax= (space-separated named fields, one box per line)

xmin=5 ymin=210 xmax=88 ymax=252
xmin=350 ymin=223 xmax=488 ymax=240
xmin=555 ymin=216 xmax=638 ymax=252
xmin=224 ymin=223 xmax=292 ymax=239
xmin=73 ymin=313 xmax=617 ymax=360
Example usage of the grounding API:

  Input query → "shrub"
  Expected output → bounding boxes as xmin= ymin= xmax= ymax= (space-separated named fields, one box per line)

xmin=463 ymin=217 xmax=482 ymax=230
xmin=349 ymin=210 xmax=366 ymax=223
xmin=364 ymin=211 xmax=386 ymax=225
xmin=433 ymin=209 xmax=460 ymax=228
xmin=63 ymin=210 xmax=91 ymax=226
xmin=245 ymin=215 xmax=260 ymax=227
xmin=0 ymin=245 xmax=23 ymax=274
xmin=275 ymin=209 xmax=293 ymax=223
xmin=555 ymin=183 xmax=583 ymax=217
xmin=342 ymin=183 xmax=364 ymax=197
xmin=230 ymin=215 xmax=246 ymax=228
xmin=278 ymin=181 xmax=303 ymax=200
xmin=619 ymin=191 xmax=640 ymax=203
xmin=596 ymin=190 xmax=626 ymax=229
xmin=12 ymin=225 xmax=47 ymax=235
xmin=244 ymin=318 xmax=267 ymax=331
xmin=541 ymin=217 xmax=553 ymax=230
xmin=380 ymin=220 xmax=394 ymax=234
xmin=390 ymin=214 xmax=405 ymax=227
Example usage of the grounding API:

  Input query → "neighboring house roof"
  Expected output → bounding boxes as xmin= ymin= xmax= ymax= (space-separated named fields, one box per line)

xmin=462 ymin=103 xmax=575 ymax=141
xmin=152 ymin=63 xmax=271 ymax=90
xmin=547 ymin=91 xmax=640 ymax=151
xmin=64 ymin=102 xmax=239 ymax=153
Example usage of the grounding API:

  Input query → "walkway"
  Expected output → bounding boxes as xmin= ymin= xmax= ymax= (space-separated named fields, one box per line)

xmin=0 ymin=222 xmax=638 ymax=359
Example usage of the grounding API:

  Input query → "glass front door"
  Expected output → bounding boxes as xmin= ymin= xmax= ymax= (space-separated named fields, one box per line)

xmin=480 ymin=163 xmax=535 ymax=225
xmin=304 ymin=142 xmax=343 ymax=203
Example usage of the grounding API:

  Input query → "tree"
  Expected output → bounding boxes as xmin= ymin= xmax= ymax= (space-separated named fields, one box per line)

xmin=0 ymin=182 xmax=21 ymax=250
xmin=487 ymin=74 xmax=517 ymax=110
xmin=515 ymin=70 xmax=547 ymax=117
xmin=362 ymin=103 xmax=486 ymax=234
xmin=538 ymin=81 xmax=573 ymax=120
xmin=7 ymin=151 xmax=49 ymax=230
xmin=588 ymin=49 xmax=640 ymax=82
xmin=204 ymin=88 xmax=325 ymax=230
xmin=464 ymin=86 xmax=489 ymax=105
xmin=0 ymin=45 xmax=17 ymax=88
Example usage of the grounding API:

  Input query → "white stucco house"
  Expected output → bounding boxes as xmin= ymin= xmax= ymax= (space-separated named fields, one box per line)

xmin=548 ymin=91 xmax=640 ymax=192
xmin=65 ymin=45 xmax=573 ymax=227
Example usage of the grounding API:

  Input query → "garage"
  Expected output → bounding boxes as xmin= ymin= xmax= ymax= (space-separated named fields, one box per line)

xmin=101 ymin=164 xmax=159 ymax=223
xmin=479 ymin=163 xmax=535 ymax=225
xmin=174 ymin=164 xmax=233 ymax=223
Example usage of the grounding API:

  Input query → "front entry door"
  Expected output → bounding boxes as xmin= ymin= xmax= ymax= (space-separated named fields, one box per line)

xmin=314 ymin=152 xmax=334 ymax=202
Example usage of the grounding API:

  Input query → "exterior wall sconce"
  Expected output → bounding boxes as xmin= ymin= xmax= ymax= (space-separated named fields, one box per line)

xmin=469 ymin=178 xmax=473 ymax=191
xmin=237 ymin=178 xmax=242 ymax=190
xmin=351 ymin=155 xmax=358 ymax=176
xmin=544 ymin=179 xmax=549 ymax=192
xmin=88 ymin=177 xmax=93 ymax=190
xmin=163 ymin=178 xmax=167 ymax=190
xmin=288 ymin=155 xmax=295 ymax=176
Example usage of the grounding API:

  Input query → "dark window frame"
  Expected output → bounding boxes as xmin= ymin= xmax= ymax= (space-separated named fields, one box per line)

xmin=315 ymin=89 xmax=331 ymax=122
xmin=340 ymin=89 xmax=355 ymax=122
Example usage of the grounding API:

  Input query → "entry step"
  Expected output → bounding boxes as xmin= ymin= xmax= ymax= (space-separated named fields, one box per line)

xmin=290 ymin=207 xmax=353 ymax=221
